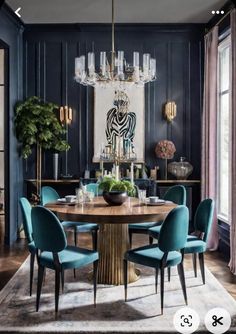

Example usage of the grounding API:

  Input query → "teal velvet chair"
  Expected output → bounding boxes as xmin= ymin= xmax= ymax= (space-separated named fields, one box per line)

xmin=184 ymin=198 xmax=214 ymax=284
xmin=31 ymin=206 xmax=99 ymax=313
xmin=85 ymin=183 xmax=103 ymax=196
xmin=41 ymin=186 xmax=99 ymax=250
xmin=19 ymin=197 xmax=36 ymax=296
xmin=129 ymin=185 xmax=186 ymax=248
xmin=148 ymin=185 xmax=187 ymax=240
xmin=124 ymin=206 xmax=189 ymax=314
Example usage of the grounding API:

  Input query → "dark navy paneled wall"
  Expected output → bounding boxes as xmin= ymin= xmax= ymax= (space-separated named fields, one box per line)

xmin=0 ymin=4 xmax=24 ymax=244
xmin=23 ymin=24 xmax=204 ymax=180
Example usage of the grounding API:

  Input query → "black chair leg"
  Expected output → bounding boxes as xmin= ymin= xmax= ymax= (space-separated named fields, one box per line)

xmin=73 ymin=227 xmax=77 ymax=279
xmin=61 ymin=269 xmax=64 ymax=293
xmin=92 ymin=230 xmax=98 ymax=251
xmin=149 ymin=236 xmax=153 ymax=245
xmin=168 ymin=267 xmax=171 ymax=282
xmin=123 ymin=259 xmax=128 ymax=301
xmin=160 ymin=268 xmax=165 ymax=315
xmin=155 ymin=268 xmax=159 ymax=294
xmin=198 ymin=252 xmax=205 ymax=284
xmin=192 ymin=253 xmax=197 ymax=277
xmin=129 ymin=231 xmax=132 ymax=248
xmin=36 ymin=265 xmax=45 ymax=312
xmin=74 ymin=227 xmax=77 ymax=246
xmin=177 ymin=263 xmax=188 ymax=305
xmin=30 ymin=251 xmax=35 ymax=296
xmin=55 ymin=269 xmax=61 ymax=313
xmin=93 ymin=260 xmax=99 ymax=307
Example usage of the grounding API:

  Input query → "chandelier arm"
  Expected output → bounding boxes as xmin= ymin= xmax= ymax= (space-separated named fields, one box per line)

xmin=74 ymin=0 xmax=157 ymax=87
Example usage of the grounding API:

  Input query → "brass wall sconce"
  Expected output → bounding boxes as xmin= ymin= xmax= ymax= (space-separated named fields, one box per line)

xmin=164 ymin=101 xmax=177 ymax=122
xmin=59 ymin=106 xmax=73 ymax=125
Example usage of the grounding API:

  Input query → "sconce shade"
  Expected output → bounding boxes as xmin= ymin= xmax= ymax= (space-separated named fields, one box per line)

xmin=59 ymin=106 xmax=73 ymax=125
xmin=164 ymin=101 xmax=177 ymax=122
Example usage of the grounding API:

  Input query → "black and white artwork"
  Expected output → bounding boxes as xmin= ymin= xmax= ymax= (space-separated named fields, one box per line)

xmin=93 ymin=83 xmax=145 ymax=162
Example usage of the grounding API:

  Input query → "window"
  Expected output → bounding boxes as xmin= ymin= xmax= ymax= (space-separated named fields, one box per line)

xmin=217 ymin=35 xmax=231 ymax=223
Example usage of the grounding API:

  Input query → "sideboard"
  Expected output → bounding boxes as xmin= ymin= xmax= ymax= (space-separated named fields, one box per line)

xmin=25 ymin=178 xmax=158 ymax=199
xmin=25 ymin=179 xmax=80 ymax=199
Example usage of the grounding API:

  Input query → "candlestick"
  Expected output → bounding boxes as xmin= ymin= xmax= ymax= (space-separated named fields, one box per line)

xmin=115 ymin=164 xmax=119 ymax=181
xmin=130 ymin=162 xmax=134 ymax=184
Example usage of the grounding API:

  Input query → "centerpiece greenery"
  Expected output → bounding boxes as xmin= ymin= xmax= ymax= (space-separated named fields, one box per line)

xmin=14 ymin=96 xmax=70 ymax=200
xmin=98 ymin=177 xmax=137 ymax=197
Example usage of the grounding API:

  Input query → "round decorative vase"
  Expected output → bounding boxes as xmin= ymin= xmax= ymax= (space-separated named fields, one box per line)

xmin=168 ymin=157 xmax=193 ymax=180
xmin=103 ymin=191 xmax=128 ymax=206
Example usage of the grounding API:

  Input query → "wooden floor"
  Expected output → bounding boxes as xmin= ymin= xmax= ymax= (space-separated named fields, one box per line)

xmin=0 ymin=217 xmax=236 ymax=299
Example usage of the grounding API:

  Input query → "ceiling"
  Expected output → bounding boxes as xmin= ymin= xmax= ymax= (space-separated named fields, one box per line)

xmin=6 ymin=0 xmax=227 ymax=24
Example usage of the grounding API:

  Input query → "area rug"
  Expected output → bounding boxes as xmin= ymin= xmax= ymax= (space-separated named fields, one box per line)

xmin=0 ymin=256 xmax=236 ymax=334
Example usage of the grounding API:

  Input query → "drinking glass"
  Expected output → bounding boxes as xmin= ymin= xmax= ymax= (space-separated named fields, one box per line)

xmin=76 ymin=188 xmax=84 ymax=204
xmin=138 ymin=189 xmax=146 ymax=204
xmin=86 ymin=191 xmax=95 ymax=202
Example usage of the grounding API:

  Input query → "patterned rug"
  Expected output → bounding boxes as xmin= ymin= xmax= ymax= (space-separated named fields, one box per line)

xmin=0 ymin=256 xmax=236 ymax=333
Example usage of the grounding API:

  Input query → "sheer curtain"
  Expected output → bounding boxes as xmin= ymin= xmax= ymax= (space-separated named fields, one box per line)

xmin=201 ymin=26 xmax=218 ymax=250
xmin=229 ymin=9 xmax=236 ymax=275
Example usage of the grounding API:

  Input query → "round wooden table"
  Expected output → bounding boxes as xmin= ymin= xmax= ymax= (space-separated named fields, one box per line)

xmin=46 ymin=197 xmax=176 ymax=285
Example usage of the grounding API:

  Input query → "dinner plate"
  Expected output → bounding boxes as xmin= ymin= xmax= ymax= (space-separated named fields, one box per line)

xmin=57 ymin=198 xmax=76 ymax=205
xmin=146 ymin=201 xmax=165 ymax=206
xmin=146 ymin=198 xmax=165 ymax=206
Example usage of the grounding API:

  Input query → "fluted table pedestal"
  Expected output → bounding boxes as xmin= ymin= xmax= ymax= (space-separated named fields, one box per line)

xmin=98 ymin=223 xmax=139 ymax=285
xmin=46 ymin=197 xmax=176 ymax=286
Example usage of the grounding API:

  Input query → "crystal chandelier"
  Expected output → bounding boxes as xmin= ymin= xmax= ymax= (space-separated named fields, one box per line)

xmin=74 ymin=0 xmax=157 ymax=87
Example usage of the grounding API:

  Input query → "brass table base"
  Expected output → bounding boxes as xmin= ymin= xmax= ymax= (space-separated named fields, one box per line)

xmin=97 ymin=223 xmax=140 ymax=285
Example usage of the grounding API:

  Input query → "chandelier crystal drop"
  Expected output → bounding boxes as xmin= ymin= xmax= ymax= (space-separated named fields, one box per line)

xmin=74 ymin=0 xmax=157 ymax=87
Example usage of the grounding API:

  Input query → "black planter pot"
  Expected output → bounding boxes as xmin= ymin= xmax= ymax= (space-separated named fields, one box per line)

xmin=103 ymin=191 xmax=128 ymax=206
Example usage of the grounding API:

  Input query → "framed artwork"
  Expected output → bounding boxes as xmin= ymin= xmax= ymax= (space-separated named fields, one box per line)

xmin=93 ymin=83 xmax=145 ymax=163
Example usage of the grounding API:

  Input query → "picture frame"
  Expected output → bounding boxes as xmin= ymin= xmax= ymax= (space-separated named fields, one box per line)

xmin=93 ymin=83 xmax=145 ymax=163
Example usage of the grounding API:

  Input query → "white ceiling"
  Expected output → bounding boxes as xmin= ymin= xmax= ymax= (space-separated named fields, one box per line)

xmin=6 ymin=0 xmax=227 ymax=24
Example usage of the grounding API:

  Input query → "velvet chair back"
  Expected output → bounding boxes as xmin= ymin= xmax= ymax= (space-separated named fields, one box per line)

xmin=194 ymin=198 xmax=214 ymax=242
xmin=31 ymin=206 xmax=67 ymax=252
xmin=86 ymin=183 xmax=101 ymax=196
xmin=19 ymin=197 xmax=33 ymax=244
xmin=163 ymin=185 xmax=186 ymax=205
xmin=158 ymin=206 xmax=189 ymax=252
xmin=41 ymin=186 xmax=60 ymax=205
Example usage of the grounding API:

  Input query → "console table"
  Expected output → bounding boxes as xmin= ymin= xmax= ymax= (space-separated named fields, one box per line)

xmin=25 ymin=179 xmax=80 ymax=199
xmin=25 ymin=178 xmax=158 ymax=199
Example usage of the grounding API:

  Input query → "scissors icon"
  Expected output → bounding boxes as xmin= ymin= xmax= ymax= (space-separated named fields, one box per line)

xmin=212 ymin=315 xmax=224 ymax=326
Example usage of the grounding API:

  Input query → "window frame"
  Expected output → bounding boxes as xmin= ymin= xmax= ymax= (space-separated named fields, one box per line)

xmin=217 ymin=34 xmax=231 ymax=224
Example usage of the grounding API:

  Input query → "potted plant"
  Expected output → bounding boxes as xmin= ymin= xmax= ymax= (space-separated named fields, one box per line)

xmin=14 ymin=96 xmax=70 ymax=201
xmin=98 ymin=177 xmax=136 ymax=205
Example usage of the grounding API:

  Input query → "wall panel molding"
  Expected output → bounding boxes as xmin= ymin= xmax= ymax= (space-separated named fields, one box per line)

xmin=23 ymin=23 xmax=204 ymax=180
